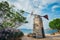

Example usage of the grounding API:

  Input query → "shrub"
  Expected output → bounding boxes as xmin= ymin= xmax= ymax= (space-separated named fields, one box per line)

xmin=0 ymin=28 xmax=24 ymax=40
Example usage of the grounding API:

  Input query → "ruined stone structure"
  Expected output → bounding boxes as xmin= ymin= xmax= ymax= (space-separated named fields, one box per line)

xmin=33 ymin=15 xmax=45 ymax=38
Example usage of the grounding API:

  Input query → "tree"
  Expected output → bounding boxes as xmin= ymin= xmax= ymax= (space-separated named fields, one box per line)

xmin=0 ymin=1 xmax=28 ymax=29
xmin=49 ymin=18 xmax=60 ymax=30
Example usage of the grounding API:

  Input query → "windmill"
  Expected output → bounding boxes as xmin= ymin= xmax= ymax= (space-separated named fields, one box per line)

xmin=27 ymin=11 xmax=49 ymax=38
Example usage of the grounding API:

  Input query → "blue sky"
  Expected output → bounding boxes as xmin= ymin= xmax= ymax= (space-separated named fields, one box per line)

xmin=0 ymin=0 xmax=60 ymax=29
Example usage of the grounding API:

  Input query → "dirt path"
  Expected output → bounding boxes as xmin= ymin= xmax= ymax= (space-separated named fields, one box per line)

xmin=22 ymin=36 xmax=52 ymax=40
xmin=22 ymin=36 xmax=34 ymax=40
xmin=22 ymin=36 xmax=60 ymax=40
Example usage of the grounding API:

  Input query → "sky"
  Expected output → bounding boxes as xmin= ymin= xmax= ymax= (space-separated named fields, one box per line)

xmin=0 ymin=0 xmax=60 ymax=29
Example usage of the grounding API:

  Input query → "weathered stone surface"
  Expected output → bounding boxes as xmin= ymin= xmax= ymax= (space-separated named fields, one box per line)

xmin=33 ymin=15 xmax=45 ymax=38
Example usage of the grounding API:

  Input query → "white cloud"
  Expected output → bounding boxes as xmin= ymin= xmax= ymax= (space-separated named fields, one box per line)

xmin=14 ymin=0 xmax=33 ymax=13
xmin=0 ymin=0 xmax=7 ymax=1
xmin=52 ymin=5 xmax=60 ymax=12
xmin=41 ymin=0 xmax=59 ymax=5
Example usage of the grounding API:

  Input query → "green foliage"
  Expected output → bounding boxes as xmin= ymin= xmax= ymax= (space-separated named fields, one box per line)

xmin=0 ymin=1 xmax=28 ymax=29
xmin=49 ymin=18 xmax=60 ymax=30
xmin=20 ymin=10 xmax=25 ymax=13
xmin=14 ymin=31 xmax=24 ymax=38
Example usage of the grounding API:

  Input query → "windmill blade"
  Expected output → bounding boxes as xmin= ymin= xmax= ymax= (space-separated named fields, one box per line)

xmin=29 ymin=11 xmax=33 ymax=18
xmin=43 ymin=15 xmax=49 ymax=20
xmin=25 ymin=11 xmax=34 ymax=15
xmin=31 ymin=11 xmax=34 ymax=16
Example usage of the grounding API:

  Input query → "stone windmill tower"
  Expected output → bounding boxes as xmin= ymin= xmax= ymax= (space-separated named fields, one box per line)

xmin=33 ymin=15 xmax=44 ymax=38
xmin=30 ymin=12 xmax=49 ymax=38
xmin=33 ymin=14 xmax=48 ymax=38
xmin=26 ymin=11 xmax=48 ymax=38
